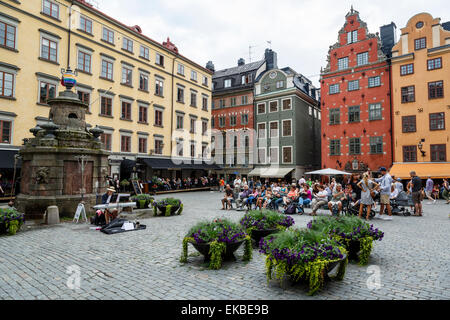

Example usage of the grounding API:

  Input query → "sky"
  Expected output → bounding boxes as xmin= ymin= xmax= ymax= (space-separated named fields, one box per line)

xmin=93 ymin=0 xmax=449 ymax=87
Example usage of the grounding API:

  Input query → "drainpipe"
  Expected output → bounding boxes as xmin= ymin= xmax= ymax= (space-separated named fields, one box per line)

xmin=171 ymin=56 xmax=176 ymax=160
xmin=388 ymin=57 xmax=394 ymax=166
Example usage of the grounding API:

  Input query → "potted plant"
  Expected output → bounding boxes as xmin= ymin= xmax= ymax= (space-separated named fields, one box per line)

xmin=259 ymin=228 xmax=347 ymax=295
xmin=120 ymin=179 xmax=130 ymax=191
xmin=130 ymin=194 xmax=154 ymax=209
xmin=307 ymin=216 xmax=384 ymax=265
xmin=240 ymin=209 xmax=295 ymax=244
xmin=152 ymin=197 xmax=183 ymax=216
xmin=180 ymin=218 xmax=252 ymax=270
xmin=0 ymin=208 xmax=25 ymax=236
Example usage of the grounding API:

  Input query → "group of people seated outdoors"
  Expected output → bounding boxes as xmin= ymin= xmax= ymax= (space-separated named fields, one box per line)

xmin=145 ymin=176 xmax=216 ymax=192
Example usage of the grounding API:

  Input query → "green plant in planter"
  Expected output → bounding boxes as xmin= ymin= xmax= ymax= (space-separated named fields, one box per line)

xmin=240 ymin=209 xmax=295 ymax=237
xmin=180 ymin=218 xmax=252 ymax=270
xmin=307 ymin=216 xmax=384 ymax=266
xmin=259 ymin=229 xmax=348 ymax=295
xmin=131 ymin=194 xmax=154 ymax=209
xmin=153 ymin=198 xmax=183 ymax=216
xmin=0 ymin=208 xmax=25 ymax=236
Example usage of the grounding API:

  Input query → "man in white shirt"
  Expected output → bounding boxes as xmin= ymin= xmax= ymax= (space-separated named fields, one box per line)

xmin=310 ymin=185 xmax=328 ymax=216
xmin=272 ymin=183 xmax=281 ymax=194
xmin=299 ymin=176 xmax=306 ymax=186
xmin=233 ymin=176 xmax=241 ymax=189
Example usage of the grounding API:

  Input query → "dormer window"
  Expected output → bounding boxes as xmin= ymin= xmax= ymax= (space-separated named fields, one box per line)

xmin=241 ymin=74 xmax=252 ymax=85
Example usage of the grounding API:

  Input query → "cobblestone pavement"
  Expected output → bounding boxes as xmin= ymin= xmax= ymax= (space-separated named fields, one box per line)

xmin=0 ymin=191 xmax=449 ymax=300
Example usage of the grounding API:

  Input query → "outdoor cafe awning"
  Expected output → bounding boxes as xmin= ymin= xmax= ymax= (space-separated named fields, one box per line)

xmin=389 ymin=163 xmax=450 ymax=179
xmin=138 ymin=157 xmax=221 ymax=170
xmin=249 ymin=167 xmax=294 ymax=178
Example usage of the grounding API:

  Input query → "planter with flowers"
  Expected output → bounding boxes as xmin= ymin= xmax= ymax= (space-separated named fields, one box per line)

xmin=152 ymin=198 xmax=183 ymax=216
xmin=259 ymin=228 xmax=348 ymax=295
xmin=0 ymin=208 xmax=25 ymax=236
xmin=240 ymin=209 xmax=295 ymax=244
xmin=130 ymin=194 xmax=154 ymax=209
xmin=307 ymin=216 xmax=384 ymax=266
xmin=180 ymin=218 xmax=252 ymax=270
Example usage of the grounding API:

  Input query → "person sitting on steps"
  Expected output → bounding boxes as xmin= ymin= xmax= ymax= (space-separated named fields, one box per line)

xmin=101 ymin=187 xmax=119 ymax=224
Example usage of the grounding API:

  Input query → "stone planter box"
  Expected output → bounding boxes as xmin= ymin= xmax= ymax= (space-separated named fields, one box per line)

xmin=250 ymin=228 xmax=280 ymax=244
xmin=192 ymin=240 xmax=245 ymax=262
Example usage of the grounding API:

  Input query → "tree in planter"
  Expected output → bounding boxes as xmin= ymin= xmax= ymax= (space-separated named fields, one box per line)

xmin=153 ymin=198 xmax=183 ymax=216
xmin=0 ymin=208 xmax=25 ymax=236
xmin=120 ymin=179 xmax=130 ymax=192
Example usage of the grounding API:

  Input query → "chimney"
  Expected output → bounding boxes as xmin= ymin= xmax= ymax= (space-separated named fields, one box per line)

xmin=380 ymin=22 xmax=397 ymax=59
xmin=238 ymin=58 xmax=245 ymax=66
xmin=206 ymin=61 xmax=215 ymax=72
xmin=264 ymin=48 xmax=278 ymax=70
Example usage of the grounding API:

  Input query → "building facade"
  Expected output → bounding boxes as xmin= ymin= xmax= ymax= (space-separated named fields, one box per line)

xmin=0 ymin=0 xmax=213 ymax=186
xmin=320 ymin=8 xmax=394 ymax=174
xmin=389 ymin=13 xmax=450 ymax=179
xmin=209 ymin=55 xmax=268 ymax=178
xmin=251 ymin=55 xmax=321 ymax=181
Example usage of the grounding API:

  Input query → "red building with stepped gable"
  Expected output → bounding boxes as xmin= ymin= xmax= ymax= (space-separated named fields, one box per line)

xmin=320 ymin=7 xmax=395 ymax=174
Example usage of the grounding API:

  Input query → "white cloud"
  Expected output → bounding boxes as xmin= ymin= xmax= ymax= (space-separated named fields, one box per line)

xmin=94 ymin=0 xmax=449 ymax=86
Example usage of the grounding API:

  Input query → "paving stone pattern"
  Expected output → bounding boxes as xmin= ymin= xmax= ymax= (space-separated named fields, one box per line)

xmin=0 ymin=191 xmax=449 ymax=300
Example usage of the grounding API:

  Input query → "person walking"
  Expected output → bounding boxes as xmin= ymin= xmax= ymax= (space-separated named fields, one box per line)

xmin=357 ymin=173 xmax=379 ymax=221
xmin=442 ymin=178 xmax=450 ymax=204
xmin=410 ymin=171 xmax=423 ymax=216
xmin=219 ymin=177 xmax=225 ymax=192
xmin=375 ymin=167 xmax=393 ymax=220
xmin=425 ymin=177 xmax=436 ymax=204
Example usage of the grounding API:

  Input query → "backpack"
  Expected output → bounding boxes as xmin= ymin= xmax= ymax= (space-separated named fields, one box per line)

xmin=285 ymin=203 xmax=297 ymax=215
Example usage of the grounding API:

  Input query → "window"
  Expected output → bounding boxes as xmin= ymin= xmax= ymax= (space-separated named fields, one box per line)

xmin=282 ymin=119 xmax=292 ymax=137
xmin=219 ymin=117 xmax=225 ymax=128
xmin=369 ymin=103 xmax=382 ymax=121
xmin=77 ymin=90 xmax=90 ymax=106
xmin=0 ymin=71 xmax=14 ymax=98
xmin=155 ymin=78 xmax=164 ymax=96
xmin=190 ymin=118 xmax=196 ymax=133
xmin=230 ymin=115 xmax=237 ymax=126
xmin=258 ymin=148 xmax=266 ymax=164
xmin=414 ymin=37 xmax=426 ymax=50
xmin=282 ymin=99 xmax=291 ymax=110
xmin=156 ymin=53 xmax=164 ymax=66
xmin=101 ymin=59 xmax=113 ymax=80
xmin=368 ymin=76 xmax=380 ymax=88
xmin=121 ymin=66 xmax=132 ymax=86
xmin=428 ymin=81 xmax=444 ymax=99
xmin=231 ymin=97 xmax=236 ymax=106
xmin=138 ymin=137 xmax=147 ymax=154
xmin=348 ymin=80 xmax=359 ymax=91
xmin=269 ymin=121 xmax=278 ymax=138
xmin=431 ymin=144 xmax=446 ymax=162
xmin=211 ymin=117 xmax=215 ymax=129
xmin=43 ymin=0 xmax=59 ymax=19
xmin=77 ymin=51 xmax=91 ymax=73
xmin=347 ymin=30 xmax=358 ymax=44
xmin=257 ymin=103 xmax=265 ymax=114
xmin=258 ymin=123 xmax=266 ymax=139
xmin=140 ymin=45 xmax=149 ymax=60
xmin=121 ymin=101 xmax=131 ymax=120
xmin=401 ymin=86 xmax=415 ymax=103
xmin=402 ymin=116 xmax=416 ymax=133
xmin=177 ymin=87 xmax=184 ymax=103
xmin=100 ymin=96 xmax=112 ymax=116
xmin=357 ymin=52 xmax=369 ymax=66
xmin=329 ymin=108 xmax=340 ymax=125
xmin=400 ymin=64 xmax=414 ymax=76
xmin=224 ymin=79 xmax=231 ymax=88
xmin=202 ymin=145 xmax=207 ymax=159
xmin=309 ymin=106 xmax=313 ymax=116
xmin=155 ymin=139 xmax=163 ymax=155
xmin=139 ymin=73 xmax=148 ymax=91
xmin=138 ymin=105 xmax=148 ymax=123
xmin=39 ymin=81 xmax=56 ymax=104
xmin=154 ymin=109 xmax=163 ymax=126
xmin=282 ymin=146 xmax=292 ymax=163
xmin=0 ymin=21 xmax=16 ymax=49
xmin=370 ymin=137 xmax=383 ymax=154
xmin=269 ymin=101 xmax=278 ymax=112
xmin=241 ymin=114 xmax=248 ymax=125
xmin=348 ymin=106 xmax=360 ymax=123
xmin=242 ymin=95 xmax=248 ymax=105
xmin=190 ymin=142 xmax=195 ymax=158
xmin=269 ymin=147 xmax=279 ymax=164
xmin=202 ymin=95 xmax=208 ymax=111
xmin=102 ymin=27 xmax=114 ymax=44
xmin=191 ymin=70 xmax=197 ymax=81
xmin=329 ymin=84 xmax=340 ymax=94
xmin=0 ymin=120 xmax=11 ymax=144
xmin=429 ymin=112 xmax=445 ymax=130
xmin=338 ymin=57 xmax=348 ymax=70
xmin=79 ymin=15 xmax=92 ymax=34
xmin=349 ymin=138 xmax=361 ymax=155
xmin=330 ymin=140 xmax=340 ymax=156
xmin=403 ymin=145 xmax=417 ymax=162
xmin=202 ymin=121 xmax=208 ymax=135
xmin=121 ymin=135 xmax=131 ymax=153
xmin=202 ymin=75 xmax=208 ymax=86
xmin=122 ymin=37 xmax=133 ymax=53
xmin=176 ymin=114 xmax=183 ymax=129
xmin=219 ymin=99 xmax=226 ymax=108
xmin=427 ymin=58 xmax=442 ymax=71
xmin=276 ymin=81 xmax=284 ymax=89
xmin=41 ymin=37 xmax=57 ymax=62
xmin=177 ymin=64 xmax=184 ymax=75
xmin=100 ymin=133 xmax=111 ymax=151
xmin=190 ymin=91 xmax=197 ymax=107
xmin=242 ymin=74 xmax=252 ymax=84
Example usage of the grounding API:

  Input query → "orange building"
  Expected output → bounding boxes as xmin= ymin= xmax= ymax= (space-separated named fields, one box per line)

xmin=389 ymin=13 xmax=450 ymax=179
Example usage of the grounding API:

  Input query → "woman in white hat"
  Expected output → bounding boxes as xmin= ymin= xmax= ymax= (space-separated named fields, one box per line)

xmin=101 ymin=187 xmax=118 ymax=224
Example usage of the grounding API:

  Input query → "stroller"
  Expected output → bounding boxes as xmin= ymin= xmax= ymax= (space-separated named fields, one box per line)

xmin=389 ymin=191 xmax=413 ymax=216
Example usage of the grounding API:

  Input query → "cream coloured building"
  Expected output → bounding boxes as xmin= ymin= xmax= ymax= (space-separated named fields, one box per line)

xmin=0 ymin=0 xmax=213 ymax=182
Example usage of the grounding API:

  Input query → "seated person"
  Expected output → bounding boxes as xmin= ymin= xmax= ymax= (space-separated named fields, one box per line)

xmin=256 ymin=186 xmax=266 ymax=209
xmin=272 ymin=191 xmax=284 ymax=211
xmin=101 ymin=187 xmax=119 ymax=224
xmin=310 ymin=185 xmax=329 ymax=216
xmin=280 ymin=183 xmax=288 ymax=197
xmin=283 ymin=185 xmax=298 ymax=206
xmin=262 ymin=188 xmax=273 ymax=208
xmin=236 ymin=185 xmax=251 ymax=209
xmin=328 ymin=184 xmax=345 ymax=215
xmin=245 ymin=187 xmax=259 ymax=209
xmin=390 ymin=184 xmax=399 ymax=200
xmin=221 ymin=185 xmax=234 ymax=210
xmin=298 ymin=184 xmax=312 ymax=208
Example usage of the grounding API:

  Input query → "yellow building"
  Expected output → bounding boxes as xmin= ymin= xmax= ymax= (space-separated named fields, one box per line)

xmin=390 ymin=12 xmax=450 ymax=179
xmin=0 ymin=0 xmax=213 ymax=182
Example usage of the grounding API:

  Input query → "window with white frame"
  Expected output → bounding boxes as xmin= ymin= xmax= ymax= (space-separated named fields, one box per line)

xmin=269 ymin=100 xmax=278 ymax=113
xmin=224 ymin=79 xmax=231 ymax=88
xmin=269 ymin=147 xmax=279 ymax=164
xmin=156 ymin=52 xmax=164 ymax=66
xmin=368 ymin=76 xmax=380 ymax=88
xmin=191 ymin=70 xmax=197 ymax=81
xmin=369 ymin=103 xmax=382 ymax=120
xmin=348 ymin=79 xmax=359 ymax=91
xmin=77 ymin=48 xmax=92 ymax=73
xmin=338 ymin=57 xmax=348 ymax=70
xmin=357 ymin=52 xmax=369 ymax=66
xmin=329 ymin=84 xmax=340 ymax=94
xmin=257 ymin=123 xmax=266 ymax=139
xmin=347 ymin=30 xmax=358 ymax=44
xmin=257 ymin=103 xmax=266 ymax=114
xmin=258 ymin=148 xmax=266 ymax=164
xmin=282 ymin=98 xmax=292 ymax=110
xmin=282 ymin=146 xmax=293 ymax=163
xmin=276 ymin=81 xmax=284 ymax=89
xmin=42 ymin=0 xmax=59 ymax=19
xmin=101 ymin=58 xmax=114 ymax=80
xmin=40 ymin=33 xmax=58 ymax=62
xmin=0 ymin=116 xmax=14 ymax=144
xmin=0 ymin=15 xmax=18 ymax=50
xmin=122 ymin=37 xmax=133 ymax=53
xmin=0 ymin=68 xmax=16 ymax=98
xmin=269 ymin=121 xmax=278 ymax=138
xmin=155 ymin=77 xmax=164 ymax=96
xmin=282 ymin=119 xmax=292 ymax=137
xmin=121 ymin=64 xmax=133 ymax=86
